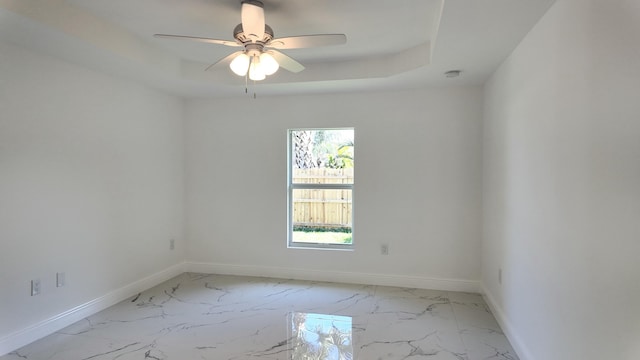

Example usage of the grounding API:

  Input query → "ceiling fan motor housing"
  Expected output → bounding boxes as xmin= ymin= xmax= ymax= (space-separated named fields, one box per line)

xmin=241 ymin=0 xmax=264 ymax=8
xmin=234 ymin=23 xmax=274 ymax=45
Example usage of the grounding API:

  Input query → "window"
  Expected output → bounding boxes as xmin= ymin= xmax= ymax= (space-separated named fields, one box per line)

xmin=288 ymin=129 xmax=354 ymax=249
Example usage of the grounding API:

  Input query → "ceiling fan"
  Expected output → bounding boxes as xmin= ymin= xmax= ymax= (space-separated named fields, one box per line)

xmin=154 ymin=0 xmax=347 ymax=81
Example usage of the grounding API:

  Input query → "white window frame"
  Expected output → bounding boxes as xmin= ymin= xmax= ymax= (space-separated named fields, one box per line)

xmin=287 ymin=128 xmax=354 ymax=250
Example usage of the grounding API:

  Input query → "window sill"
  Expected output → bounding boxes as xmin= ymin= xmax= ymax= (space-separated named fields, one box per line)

xmin=287 ymin=244 xmax=354 ymax=251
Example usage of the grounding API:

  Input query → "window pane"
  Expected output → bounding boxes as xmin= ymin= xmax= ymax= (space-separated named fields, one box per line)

xmin=292 ymin=188 xmax=352 ymax=245
xmin=291 ymin=129 xmax=354 ymax=184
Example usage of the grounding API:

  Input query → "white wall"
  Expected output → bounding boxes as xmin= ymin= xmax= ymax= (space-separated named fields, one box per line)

xmin=0 ymin=40 xmax=185 ymax=346
xmin=185 ymin=87 xmax=483 ymax=289
xmin=482 ymin=0 xmax=640 ymax=359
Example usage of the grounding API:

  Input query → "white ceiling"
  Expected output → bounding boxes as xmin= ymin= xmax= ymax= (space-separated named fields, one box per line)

xmin=0 ymin=0 xmax=555 ymax=98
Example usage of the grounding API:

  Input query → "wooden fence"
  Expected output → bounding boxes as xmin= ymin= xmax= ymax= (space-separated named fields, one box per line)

xmin=292 ymin=168 xmax=353 ymax=229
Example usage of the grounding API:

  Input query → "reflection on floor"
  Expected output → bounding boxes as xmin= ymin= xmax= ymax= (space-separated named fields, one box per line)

xmin=2 ymin=273 xmax=518 ymax=360
xmin=291 ymin=312 xmax=352 ymax=359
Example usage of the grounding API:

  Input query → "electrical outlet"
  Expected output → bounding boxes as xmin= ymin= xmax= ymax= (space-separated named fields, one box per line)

xmin=498 ymin=268 xmax=502 ymax=285
xmin=169 ymin=239 xmax=175 ymax=250
xmin=381 ymin=244 xmax=389 ymax=255
xmin=56 ymin=272 xmax=66 ymax=287
xmin=31 ymin=279 xmax=41 ymax=296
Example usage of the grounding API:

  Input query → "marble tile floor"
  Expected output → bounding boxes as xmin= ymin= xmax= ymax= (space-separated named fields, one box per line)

xmin=2 ymin=273 xmax=518 ymax=360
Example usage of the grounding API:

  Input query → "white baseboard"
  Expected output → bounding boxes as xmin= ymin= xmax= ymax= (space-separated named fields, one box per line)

xmin=481 ymin=283 xmax=534 ymax=360
xmin=186 ymin=261 xmax=480 ymax=293
xmin=0 ymin=262 xmax=185 ymax=357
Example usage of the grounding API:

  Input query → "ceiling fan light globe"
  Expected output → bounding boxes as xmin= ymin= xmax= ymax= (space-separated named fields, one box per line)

xmin=230 ymin=53 xmax=250 ymax=76
xmin=260 ymin=52 xmax=279 ymax=75
xmin=249 ymin=61 xmax=266 ymax=81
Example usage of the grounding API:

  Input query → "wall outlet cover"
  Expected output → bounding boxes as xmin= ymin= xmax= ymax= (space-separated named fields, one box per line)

xmin=31 ymin=279 xmax=41 ymax=296
xmin=56 ymin=272 xmax=66 ymax=287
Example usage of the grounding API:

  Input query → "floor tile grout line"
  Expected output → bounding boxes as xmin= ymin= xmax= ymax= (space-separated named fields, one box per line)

xmin=446 ymin=290 xmax=473 ymax=359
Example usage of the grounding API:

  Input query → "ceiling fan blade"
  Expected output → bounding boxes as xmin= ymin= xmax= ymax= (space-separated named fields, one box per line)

xmin=268 ymin=34 xmax=346 ymax=49
xmin=269 ymin=50 xmax=305 ymax=73
xmin=241 ymin=0 xmax=265 ymax=42
xmin=154 ymin=34 xmax=241 ymax=47
xmin=205 ymin=51 xmax=244 ymax=71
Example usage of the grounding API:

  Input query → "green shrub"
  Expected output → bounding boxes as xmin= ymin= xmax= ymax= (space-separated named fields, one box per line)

xmin=293 ymin=225 xmax=351 ymax=234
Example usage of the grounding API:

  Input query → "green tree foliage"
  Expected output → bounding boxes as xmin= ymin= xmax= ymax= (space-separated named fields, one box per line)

xmin=293 ymin=129 xmax=354 ymax=169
